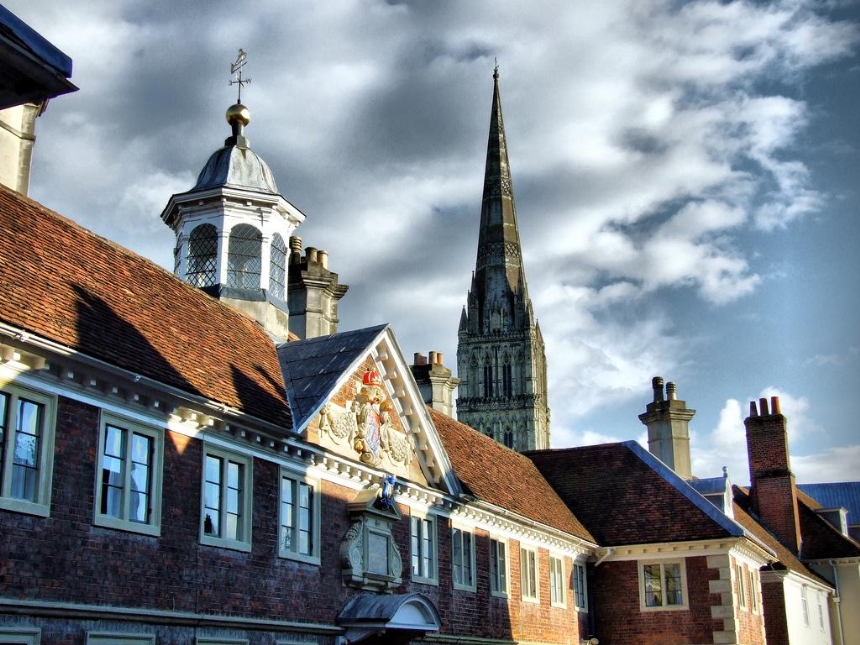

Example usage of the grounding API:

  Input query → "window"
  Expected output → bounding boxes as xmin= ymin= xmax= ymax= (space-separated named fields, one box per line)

xmin=187 ymin=224 xmax=218 ymax=287
xmin=503 ymin=428 xmax=514 ymax=449
xmin=520 ymin=547 xmax=538 ymax=601
xmin=87 ymin=634 xmax=155 ymax=645
xmin=227 ymin=224 xmax=262 ymax=289
xmin=95 ymin=415 xmax=162 ymax=535
xmin=736 ymin=563 xmax=747 ymax=609
xmin=801 ymin=586 xmax=809 ymax=626
xmin=201 ymin=446 xmax=252 ymax=551
xmin=279 ymin=471 xmax=319 ymax=563
xmin=483 ymin=363 xmax=493 ymax=398
xmin=489 ymin=537 xmax=508 ymax=596
xmin=452 ymin=527 xmax=475 ymax=590
xmin=0 ymin=384 xmax=54 ymax=516
xmin=502 ymin=362 xmax=512 ymax=397
xmin=818 ymin=591 xmax=825 ymax=630
xmin=640 ymin=560 xmax=687 ymax=610
xmin=410 ymin=514 xmax=437 ymax=583
xmin=550 ymin=555 xmax=566 ymax=606
xmin=269 ymin=233 xmax=288 ymax=300
xmin=573 ymin=562 xmax=588 ymax=611
xmin=749 ymin=569 xmax=759 ymax=613
xmin=0 ymin=627 xmax=41 ymax=645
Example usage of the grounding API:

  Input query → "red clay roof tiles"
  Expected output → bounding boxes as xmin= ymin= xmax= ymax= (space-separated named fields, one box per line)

xmin=0 ymin=184 xmax=291 ymax=429
xmin=428 ymin=408 xmax=596 ymax=543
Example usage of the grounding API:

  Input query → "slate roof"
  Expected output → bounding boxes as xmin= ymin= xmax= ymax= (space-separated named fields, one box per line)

xmin=0 ymin=184 xmax=291 ymax=429
xmin=689 ymin=476 xmax=730 ymax=496
xmin=527 ymin=441 xmax=744 ymax=546
xmin=191 ymin=145 xmax=279 ymax=194
xmin=428 ymin=408 xmax=596 ymax=544
xmin=277 ymin=325 xmax=388 ymax=428
xmin=799 ymin=482 xmax=860 ymax=523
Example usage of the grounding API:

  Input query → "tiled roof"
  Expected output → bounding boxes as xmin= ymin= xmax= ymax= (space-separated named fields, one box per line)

xmin=428 ymin=408 xmax=596 ymax=544
xmin=277 ymin=325 xmax=388 ymax=428
xmin=0 ymin=184 xmax=291 ymax=429
xmin=731 ymin=487 xmax=819 ymax=579
xmin=799 ymin=482 xmax=860 ymax=523
xmin=527 ymin=442 xmax=741 ymax=546
xmin=797 ymin=488 xmax=860 ymax=560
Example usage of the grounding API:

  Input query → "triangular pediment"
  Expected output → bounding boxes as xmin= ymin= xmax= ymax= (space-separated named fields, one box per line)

xmin=278 ymin=325 xmax=460 ymax=495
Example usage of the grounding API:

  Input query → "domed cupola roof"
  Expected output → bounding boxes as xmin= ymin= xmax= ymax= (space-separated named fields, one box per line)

xmin=191 ymin=101 xmax=279 ymax=194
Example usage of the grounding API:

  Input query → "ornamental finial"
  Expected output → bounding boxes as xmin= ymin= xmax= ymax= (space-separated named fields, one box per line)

xmin=493 ymin=58 xmax=499 ymax=80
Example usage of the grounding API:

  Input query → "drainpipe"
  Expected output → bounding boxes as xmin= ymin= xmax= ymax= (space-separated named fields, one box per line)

xmin=830 ymin=560 xmax=845 ymax=645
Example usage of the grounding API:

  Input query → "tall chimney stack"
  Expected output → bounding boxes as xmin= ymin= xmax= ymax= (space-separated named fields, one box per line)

xmin=639 ymin=376 xmax=696 ymax=480
xmin=745 ymin=396 xmax=801 ymax=553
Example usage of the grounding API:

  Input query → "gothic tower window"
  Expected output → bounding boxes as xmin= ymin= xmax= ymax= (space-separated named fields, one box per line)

xmin=228 ymin=224 xmax=262 ymax=289
xmin=269 ymin=233 xmax=287 ymax=300
xmin=186 ymin=224 xmax=218 ymax=287
xmin=483 ymin=361 xmax=494 ymax=398
xmin=502 ymin=356 xmax=512 ymax=398
xmin=503 ymin=427 xmax=514 ymax=449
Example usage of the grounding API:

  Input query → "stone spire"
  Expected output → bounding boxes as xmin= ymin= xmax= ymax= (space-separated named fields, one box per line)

xmin=456 ymin=68 xmax=550 ymax=452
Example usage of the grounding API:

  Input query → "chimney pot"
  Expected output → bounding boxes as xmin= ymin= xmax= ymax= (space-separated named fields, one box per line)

xmin=429 ymin=351 xmax=437 ymax=365
xmin=666 ymin=381 xmax=677 ymax=400
xmin=306 ymin=247 xmax=318 ymax=263
xmin=436 ymin=352 xmax=444 ymax=365
xmin=318 ymin=250 xmax=328 ymax=269
xmin=771 ymin=396 xmax=781 ymax=415
xmin=759 ymin=397 xmax=769 ymax=416
xmin=749 ymin=401 xmax=758 ymax=417
xmin=652 ymin=376 xmax=665 ymax=402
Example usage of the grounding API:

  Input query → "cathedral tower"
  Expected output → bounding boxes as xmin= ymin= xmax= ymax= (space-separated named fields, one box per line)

xmin=456 ymin=68 xmax=550 ymax=451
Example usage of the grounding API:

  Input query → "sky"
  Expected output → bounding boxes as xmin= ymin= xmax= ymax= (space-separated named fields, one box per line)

xmin=9 ymin=0 xmax=860 ymax=485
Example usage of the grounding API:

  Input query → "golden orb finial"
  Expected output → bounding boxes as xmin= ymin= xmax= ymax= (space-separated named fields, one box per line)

xmin=226 ymin=102 xmax=251 ymax=127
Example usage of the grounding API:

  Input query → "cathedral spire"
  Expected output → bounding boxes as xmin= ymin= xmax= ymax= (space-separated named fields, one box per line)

xmin=475 ymin=65 xmax=526 ymax=304
xmin=456 ymin=69 xmax=550 ymax=452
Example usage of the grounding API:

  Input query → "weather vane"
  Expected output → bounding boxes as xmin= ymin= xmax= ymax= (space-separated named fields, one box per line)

xmin=229 ymin=48 xmax=251 ymax=103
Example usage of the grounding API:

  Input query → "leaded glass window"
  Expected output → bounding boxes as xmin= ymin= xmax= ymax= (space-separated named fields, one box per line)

xmin=227 ymin=224 xmax=262 ymax=289
xmin=187 ymin=224 xmax=218 ymax=287
xmin=269 ymin=233 xmax=287 ymax=300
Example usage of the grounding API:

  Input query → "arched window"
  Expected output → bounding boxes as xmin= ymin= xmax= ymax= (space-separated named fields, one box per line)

xmin=483 ymin=356 xmax=494 ymax=398
xmin=269 ymin=233 xmax=287 ymax=300
xmin=228 ymin=224 xmax=262 ymax=289
xmin=503 ymin=428 xmax=514 ymax=449
xmin=186 ymin=224 xmax=218 ymax=287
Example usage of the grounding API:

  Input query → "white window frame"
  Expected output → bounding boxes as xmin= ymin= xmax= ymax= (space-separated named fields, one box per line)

xmin=489 ymin=536 xmax=509 ymax=597
xmin=520 ymin=546 xmax=539 ymax=602
xmin=749 ymin=568 xmax=760 ymax=614
xmin=0 ymin=382 xmax=55 ymax=517
xmin=410 ymin=511 xmax=437 ymax=584
xmin=638 ymin=559 xmax=689 ymax=611
xmin=279 ymin=469 xmax=320 ymax=564
xmin=0 ymin=627 xmax=41 ymax=644
xmin=549 ymin=554 xmax=566 ymax=607
xmin=87 ymin=633 xmax=155 ymax=645
xmin=801 ymin=585 xmax=810 ymax=627
xmin=200 ymin=445 xmax=252 ymax=552
xmin=452 ymin=526 xmax=476 ymax=591
xmin=573 ymin=560 xmax=588 ymax=612
xmin=736 ymin=563 xmax=747 ymax=610
xmin=94 ymin=413 xmax=163 ymax=536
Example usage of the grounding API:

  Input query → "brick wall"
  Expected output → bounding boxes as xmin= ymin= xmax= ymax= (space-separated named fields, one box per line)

xmin=1 ymin=394 xmax=583 ymax=644
xmin=591 ymin=557 xmax=720 ymax=645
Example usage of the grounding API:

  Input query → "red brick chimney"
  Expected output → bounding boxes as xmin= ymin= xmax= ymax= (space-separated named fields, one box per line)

xmin=745 ymin=396 xmax=802 ymax=554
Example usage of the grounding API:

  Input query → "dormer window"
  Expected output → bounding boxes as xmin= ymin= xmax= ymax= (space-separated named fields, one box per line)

xmin=227 ymin=224 xmax=262 ymax=289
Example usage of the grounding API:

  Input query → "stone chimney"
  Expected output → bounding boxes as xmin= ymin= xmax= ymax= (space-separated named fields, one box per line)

xmin=745 ymin=396 xmax=802 ymax=554
xmin=410 ymin=351 xmax=460 ymax=417
xmin=639 ymin=376 xmax=695 ymax=480
xmin=287 ymin=236 xmax=349 ymax=340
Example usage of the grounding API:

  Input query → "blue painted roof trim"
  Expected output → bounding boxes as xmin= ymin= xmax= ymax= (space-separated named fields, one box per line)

xmin=622 ymin=440 xmax=745 ymax=537
xmin=0 ymin=6 xmax=73 ymax=77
